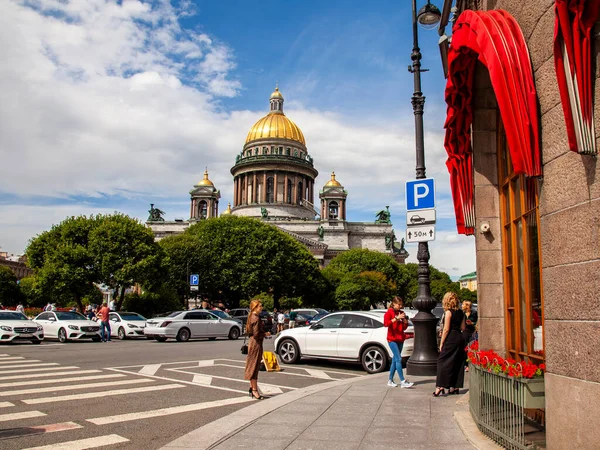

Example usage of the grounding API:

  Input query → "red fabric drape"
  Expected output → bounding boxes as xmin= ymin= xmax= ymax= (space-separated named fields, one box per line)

xmin=444 ymin=10 xmax=542 ymax=235
xmin=554 ymin=0 xmax=600 ymax=154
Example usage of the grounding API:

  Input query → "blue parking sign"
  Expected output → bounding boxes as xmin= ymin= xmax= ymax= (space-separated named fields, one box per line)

xmin=190 ymin=274 xmax=199 ymax=286
xmin=406 ymin=178 xmax=435 ymax=211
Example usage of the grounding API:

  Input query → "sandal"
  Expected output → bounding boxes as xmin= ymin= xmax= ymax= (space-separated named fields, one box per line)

xmin=251 ymin=390 xmax=264 ymax=400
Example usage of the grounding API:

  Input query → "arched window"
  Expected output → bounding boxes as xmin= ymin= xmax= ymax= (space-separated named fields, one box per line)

xmin=199 ymin=201 xmax=208 ymax=219
xmin=297 ymin=181 xmax=303 ymax=204
xmin=287 ymin=180 xmax=292 ymax=203
xmin=286 ymin=148 xmax=291 ymax=156
xmin=266 ymin=177 xmax=274 ymax=203
xmin=329 ymin=201 xmax=339 ymax=219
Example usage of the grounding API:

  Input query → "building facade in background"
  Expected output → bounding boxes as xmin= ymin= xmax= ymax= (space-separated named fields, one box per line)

xmin=458 ymin=271 xmax=477 ymax=291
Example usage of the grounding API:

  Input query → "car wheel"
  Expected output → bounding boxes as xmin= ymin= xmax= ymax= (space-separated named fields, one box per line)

xmin=176 ymin=328 xmax=190 ymax=342
xmin=278 ymin=339 xmax=300 ymax=364
xmin=118 ymin=327 xmax=126 ymax=340
xmin=361 ymin=346 xmax=387 ymax=374
xmin=155 ymin=336 xmax=167 ymax=342
xmin=228 ymin=327 xmax=240 ymax=340
xmin=31 ymin=340 xmax=42 ymax=345
xmin=57 ymin=328 xmax=68 ymax=343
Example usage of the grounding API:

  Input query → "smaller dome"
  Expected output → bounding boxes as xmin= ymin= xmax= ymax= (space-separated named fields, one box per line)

xmin=198 ymin=169 xmax=214 ymax=187
xmin=270 ymin=87 xmax=283 ymax=100
xmin=221 ymin=203 xmax=232 ymax=215
xmin=324 ymin=172 xmax=342 ymax=187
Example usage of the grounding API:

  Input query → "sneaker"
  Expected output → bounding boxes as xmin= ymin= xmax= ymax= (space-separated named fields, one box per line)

xmin=387 ymin=380 xmax=398 ymax=387
xmin=400 ymin=380 xmax=414 ymax=388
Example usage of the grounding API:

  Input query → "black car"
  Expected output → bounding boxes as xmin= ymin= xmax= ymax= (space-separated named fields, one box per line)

xmin=229 ymin=308 xmax=272 ymax=330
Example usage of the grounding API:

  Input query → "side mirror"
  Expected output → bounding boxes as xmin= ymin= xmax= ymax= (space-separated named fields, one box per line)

xmin=48 ymin=317 xmax=56 ymax=322
xmin=111 ymin=317 xmax=119 ymax=322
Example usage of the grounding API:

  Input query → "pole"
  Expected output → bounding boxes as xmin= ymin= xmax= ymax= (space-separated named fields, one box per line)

xmin=406 ymin=0 xmax=439 ymax=376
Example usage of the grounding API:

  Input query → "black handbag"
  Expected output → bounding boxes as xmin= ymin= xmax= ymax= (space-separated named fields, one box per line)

xmin=240 ymin=334 xmax=248 ymax=355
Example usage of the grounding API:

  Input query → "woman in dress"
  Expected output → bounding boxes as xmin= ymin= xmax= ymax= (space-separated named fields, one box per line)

xmin=383 ymin=297 xmax=414 ymax=388
xmin=244 ymin=299 xmax=270 ymax=400
xmin=433 ymin=292 xmax=466 ymax=397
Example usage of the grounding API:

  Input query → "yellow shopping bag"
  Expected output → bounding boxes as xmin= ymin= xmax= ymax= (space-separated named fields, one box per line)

xmin=262 ymin=351 xmax=281 ymax=372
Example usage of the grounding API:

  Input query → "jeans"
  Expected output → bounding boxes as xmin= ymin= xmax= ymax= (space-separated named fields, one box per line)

xmin=100 ymin=321 xmax=111 ymax=341
xmin=388 ymin=341 xmax=405 ymax=382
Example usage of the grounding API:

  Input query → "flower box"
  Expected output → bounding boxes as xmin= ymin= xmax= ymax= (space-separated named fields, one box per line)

xmin=518 ymin=376 xmax=545 ymax=410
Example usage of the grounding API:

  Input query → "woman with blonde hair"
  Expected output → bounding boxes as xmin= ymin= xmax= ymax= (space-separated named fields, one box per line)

xmin=433 ymin=292 xmax=466 ymax=397
xmin=244 ymin=299 xmax=270 ymax=399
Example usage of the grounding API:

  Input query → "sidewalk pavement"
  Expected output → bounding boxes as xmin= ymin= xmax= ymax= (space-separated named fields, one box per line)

xmin=161 ymin=371 xmax=501 ymax=450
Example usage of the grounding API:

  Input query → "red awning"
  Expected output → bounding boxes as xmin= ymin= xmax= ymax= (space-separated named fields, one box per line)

xmin=444 ymin=10 xmax=542 ymax=235
xmin=554 ymin=0 xmax=600 ymax=155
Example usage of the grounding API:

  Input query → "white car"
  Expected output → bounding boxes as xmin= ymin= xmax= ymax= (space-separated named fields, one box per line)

xmin=0 ymin=311 xmax=44 ymax=344
xmin=274 ymin=311 xmax=414 ymax=374
xmin=109 ymin=311 xmax=147 ymax=340
xmin=292 ymin=308 xmax=329 ymax=318
xmin=144 ymin=310 xmax=242 ymax=342
xmin=34 ymin=311 xmax=100 ymax=343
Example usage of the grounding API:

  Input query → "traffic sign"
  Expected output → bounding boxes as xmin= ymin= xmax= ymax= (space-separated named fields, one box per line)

xmin=190 ymin=285 xmax=199 ymax=291
xmin=190 ymin=274 xmax=199 ymax=286
xmin=406 ymin=178 xmax=435 ymax=211
xmin=406 ymin=208 xmax=436 ymax=226
xmin=406 ymin=225 xmax=436 ymax=243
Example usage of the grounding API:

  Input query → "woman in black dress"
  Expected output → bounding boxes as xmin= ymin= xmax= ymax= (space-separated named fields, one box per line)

xmin=434 ymin=292 xmax=466 ymax=396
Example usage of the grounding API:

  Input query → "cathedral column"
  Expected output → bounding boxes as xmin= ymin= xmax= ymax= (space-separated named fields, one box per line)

xmin=293 ymin=175 xmax=298 ymax=204
xmin=253 ymin=172 xmax=257 ymax=203
xmin=340 ymin=201 xmax=345 ymax=220
xmin=274 ymin=171 xmax=278 ymax=203
xmin=235 ymin=177 xmax=239 ymax=206
xmin=243 ymin=175 xmax=248 ymax=205
xmin=190 ymin=199 xmax=194 ymax=219
xmin=284 ymin=173 xmax=289 ymax=204
xmin=309 ymin=179 xmax=313 ymax=204
xmin=262 ymin=171 xmax=267 ymax=203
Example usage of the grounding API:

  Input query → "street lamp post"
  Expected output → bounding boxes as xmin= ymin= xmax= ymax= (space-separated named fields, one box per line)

xmin=406 ymin=0 xmax=442 ymax=377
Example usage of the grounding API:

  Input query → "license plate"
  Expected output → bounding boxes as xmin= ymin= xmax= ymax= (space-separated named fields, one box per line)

xmin=86 ymin=332 xmax=98 ymax=335
xmin=19 ymin=334 xmax=33 ymax=337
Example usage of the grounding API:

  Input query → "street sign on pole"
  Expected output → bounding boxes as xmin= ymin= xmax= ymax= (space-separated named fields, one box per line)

xmin=406 ymin=225 xmax=435 ymax=243
xmin=406 ymin=178 xmax=435 ymax=211
xmin=190 ymin=274 xmax=199 ymax=286
xmin=406 ymin=208 xmax=436 ymax=226
xmin=190 ymin=285 xmax=199 ymax=291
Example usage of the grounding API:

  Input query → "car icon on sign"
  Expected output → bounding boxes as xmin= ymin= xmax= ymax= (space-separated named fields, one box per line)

xmin=410 ymin=215 xmax=426 ymax=224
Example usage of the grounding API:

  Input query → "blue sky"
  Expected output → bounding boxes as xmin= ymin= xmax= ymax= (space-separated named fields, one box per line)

xmin=0 ymin=0 xmax=475 ymax=278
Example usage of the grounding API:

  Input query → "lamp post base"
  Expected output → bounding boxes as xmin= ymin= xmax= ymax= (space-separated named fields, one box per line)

xmin=406 ymin=311 xmax=439 ymax=376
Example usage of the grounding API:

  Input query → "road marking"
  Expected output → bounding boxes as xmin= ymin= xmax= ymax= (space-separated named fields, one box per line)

xmin=0 ymin=356 xmax=26 ymax=361
xmin=23 ymin=383 xmax=184 ymax=404
xmin=110 ymin=359 xmax=209 ymax=369
xmin=0 ymin=373 xmax=125 ymax=388
xmin=0 ymin=410 xmax=46 ymax=422
xmin=192 ymin=374 xmax=213 ymax=385
xmin=22 ymin=433 xmax=129 ymax=449
xmin=260 ymin=386 xmax=284 ymax=395
xmin=87 ymin=396 xmax=253 ymax=425
xmin=0 ymin=365 xmax=79 ymax=375
xmin=0 ymin=421 xmax=82 ymax=439
xmin=138 ymin=364 xmax=162 ymax=376
xmin=0 ymin=369 xmax=100 ymax=381
xmin=305 ymin=369 xmax=333 ymax=379
xmin=0 ymin=378 xmax=152 ymax=397
xmin=0 ymin=402 xmax=14 ymax=408
xmin=197 ymin=360 xmax=215 ymax=367
xmin=0 ymin=359 xmax=42 ymax=366
xmin=170 ymin=368 xmax=297 ymax=392
xmin=0 ymin=363 xmax=59 ymax=372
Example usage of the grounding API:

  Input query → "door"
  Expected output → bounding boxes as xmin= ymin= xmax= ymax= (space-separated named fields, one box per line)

xmin=34 ymin=312 xmax=53 ymax=337
xmin=109 ymin=313 xmax=120 ymax=335
xmin=45 ymin=312 xmax=60 ymax=337
xmin=304 ymin=314 xmax=344 ymax=356
xmin=336 ymin=315 xmax=376 ymax=358
xmin=183 ymin=312 xmax=207 ymax=337
xmin=203 ymin=312 xmax=228 ymax=336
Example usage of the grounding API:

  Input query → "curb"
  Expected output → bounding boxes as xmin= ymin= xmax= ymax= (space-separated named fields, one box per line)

xmin=454 ymin=410 xmax=503 ymax=450
xmin=160 ymin=372 xmax=378 ymax=450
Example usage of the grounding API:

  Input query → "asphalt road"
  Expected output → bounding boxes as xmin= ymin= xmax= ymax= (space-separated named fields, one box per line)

xmin=0 ymin=336 xmax=364 ymax=450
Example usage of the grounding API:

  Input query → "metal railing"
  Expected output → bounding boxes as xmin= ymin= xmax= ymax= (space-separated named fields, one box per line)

xmin=469 ymin=364 xmax=545 ymax=450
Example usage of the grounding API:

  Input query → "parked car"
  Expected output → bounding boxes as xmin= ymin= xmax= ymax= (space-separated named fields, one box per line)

xmin=292 ymin=308 xmax=329 ymax=318
xmin=274 ymin=311 xmax=414 ymax=374
xmin=0 ymin=311 xmax=44 ymax=344
xmin=144 ymin=310 xmax=242 ymax=342
xmin=229 ymin=308 xmax=272 ymax=330
xmin=209 ymin=309 xmax=243 ymax=326
xmin=34 ymin=311 xmax=100 ymax=343
xmin=109 ymin=311 xmax=147 ymax=340
xmin=307 ymin=312 xmax=330 ymax=324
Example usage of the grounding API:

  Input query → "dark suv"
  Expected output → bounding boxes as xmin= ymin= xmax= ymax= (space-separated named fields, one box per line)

xmin=229 ymin=308 xmax=273 ymax=331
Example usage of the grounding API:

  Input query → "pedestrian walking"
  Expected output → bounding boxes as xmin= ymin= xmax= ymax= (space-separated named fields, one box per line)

xmin=43 ymin=302 xmax=52 ymax=312
xmin=433 ymin=292 xmax=466 ymax=397
xmin=276 ymin=310 xmax=285 ymax=333
xmin=16 ymin=302 xmax=24 ymax=313
xmin=383 ymin=296 xmax=414 ymax=388
xmin=461 ymin=301 xmax=477 ymax=343
xmin=96 ymin=302 xmax=112 ymax=342
xmin=288 ymin=309 xmax=297 ymax=328
xmin=244 ymin=299 xmax=271 ymax=399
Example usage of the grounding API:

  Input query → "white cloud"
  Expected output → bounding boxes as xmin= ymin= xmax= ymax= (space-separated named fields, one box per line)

xmin=0 ymin=0 xmax=476 ymax=276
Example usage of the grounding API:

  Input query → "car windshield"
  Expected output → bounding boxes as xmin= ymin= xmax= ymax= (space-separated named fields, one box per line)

xmin=119 ymin=313 xmax=146 ymax=321
xmin=156 ymin=311 xmax=182 ymax=318
xmin=55 ymin=312 xmax=87 ymax=321
xmin=316 ymin=308 xmax=329 ymax=314
xmin=0 ymin=312 xmax=28 ymax=320
xmin=210 ymin=310 xmax=232 ymax=319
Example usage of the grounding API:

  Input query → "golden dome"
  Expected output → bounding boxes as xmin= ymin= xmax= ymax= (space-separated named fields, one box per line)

xmin=245 ymin=88 xmax=306 ymax=146
xmin=221 ymin=203 xmax=232 ymax=215
xmin=197 ymin=169 xmax=214 ymax=186
xmin=324 ymin=172 xmax=342 ymax=187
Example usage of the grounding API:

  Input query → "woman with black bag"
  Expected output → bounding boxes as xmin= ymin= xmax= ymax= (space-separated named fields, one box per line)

xmin=433 ymin=292 xmax=466 ymax=397
xmin=244 ymin=299 xmax=270 ymax=400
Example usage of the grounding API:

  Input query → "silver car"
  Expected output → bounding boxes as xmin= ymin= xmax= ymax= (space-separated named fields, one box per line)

xmin=144 ymin=310 xmax=242 ymax=342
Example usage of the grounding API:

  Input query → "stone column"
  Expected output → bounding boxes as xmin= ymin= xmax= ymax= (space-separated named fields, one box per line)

xmin=262 ymin=171 xmax=267 ymax=203
xmin=190 ymin=198 xmax=194 ymax=218
xmin=234 ymin=177 xmax=239 ymax=206
xmin=274 ymin=171 xmax=278 ymax=203
xmin=284 ymin=173 xmax=289 ymax=204
xmin=243 ymin=175 xmax=248 ymax=205
xmin=340 ymin=200 xmax=345 ymax=220
xmin=293 ymin=175 xmax=298 ymax=204
xmin=252 ymin=173 xmax=257 ymax=204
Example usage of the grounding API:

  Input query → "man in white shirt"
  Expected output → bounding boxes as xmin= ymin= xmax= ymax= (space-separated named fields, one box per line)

xmin=277 ymin=311 xmax=285 ymax=333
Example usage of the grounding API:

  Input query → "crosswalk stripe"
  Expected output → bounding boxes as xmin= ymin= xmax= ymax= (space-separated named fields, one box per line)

xmin=0 ymin=359 xmax=42 ymax=365
xmin=0 ymin=365 xmax=78 ymax=375
xmin=0 ymin=373 xmax=125 ymax=388
xmin=22 ymin=433 xmax=129 ymax=449
xmin=0 ymin=363 xmax=59 ymax=372
xmin=23 ymin=383 xmax=184 ymax=405
xmin=0 ymin=402 xmax=14 ymax=408
xmin=0 ymin=421 xmax=82 ymax=439
xmin=0 ymin=369 xmax=102 ymax=381
xmin=0 ymin=378 xmax=152 ymax=397
xmin=0 ymin=356 xmax=26 ymax=361
xmin=138 ymin=364 xmax=161 ymax=376
xmin=305 ymin=369 xmax=333 ymax=379
xmin=87 ymin=396 xmax=253 ymax=425
xmin=0 ymin=410 xmax=46 ymax=422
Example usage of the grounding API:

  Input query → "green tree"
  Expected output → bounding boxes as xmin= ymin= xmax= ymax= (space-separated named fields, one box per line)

xmin=18 ymin=275 xmax=50 ymax=307
xmin=122 ymin=286 xmax=183 ymax=319
xmin=0 ymin=266 xmax=22 ymax=306
xmin=334 ymin=271 xmax=396 ymax=311
xmin=400 ymin=263 xmax=461 ymax=305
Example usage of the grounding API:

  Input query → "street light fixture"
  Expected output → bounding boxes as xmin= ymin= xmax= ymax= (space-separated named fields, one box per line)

xmin=406 ymin=0 xmax=441 ymax=377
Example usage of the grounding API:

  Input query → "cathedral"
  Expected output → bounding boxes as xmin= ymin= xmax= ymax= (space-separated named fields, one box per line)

xmin=147 ymin=87 xmax=407 ymax=266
